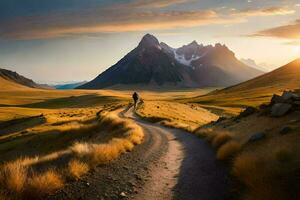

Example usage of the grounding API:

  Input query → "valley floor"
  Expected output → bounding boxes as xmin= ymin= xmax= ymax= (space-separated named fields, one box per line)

xmin=49 ymin=107 xmax=232 ymax=200
xmin=1 ymin=87 xmax=299 ymax=200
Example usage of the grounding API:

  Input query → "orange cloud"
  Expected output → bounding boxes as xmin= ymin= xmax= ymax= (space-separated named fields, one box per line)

xmin=126 ymin=0 xmax=191 ymax=8
xmin=233 ymin=6 xmax=295 ymax=16
xmin=0 ymin=9 xmax=243 ymax=40
xmin=251 ymin=19 xmax=300 ymax=39
xmin=0 ymin=2 xmax=294 ymax=40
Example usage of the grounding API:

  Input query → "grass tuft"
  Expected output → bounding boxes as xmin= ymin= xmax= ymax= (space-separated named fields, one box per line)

xmin=0 ymin=159 xmax=28 ymax=194
xmin=217 ymin=141 xmax=241 ymax=160
xmin=212 ymin=132 xmax=232 ymax=148
xmin=68 ymin=159 xmax=89 ymax=180
xmin=26 ymin=169 xmax=64 ymax=199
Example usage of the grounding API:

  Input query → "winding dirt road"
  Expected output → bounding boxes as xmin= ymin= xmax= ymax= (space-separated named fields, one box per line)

xmin=49 ymin=107 xmax=231 ymax=200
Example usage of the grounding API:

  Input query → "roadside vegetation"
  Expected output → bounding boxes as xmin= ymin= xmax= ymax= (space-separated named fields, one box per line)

xmin=195 ymin=90 xmax=300 ymax=200
xmin=136 ymin=100 xmax=218 ymax=132
xmin=0 ymin=111 xmax=144 ymax=199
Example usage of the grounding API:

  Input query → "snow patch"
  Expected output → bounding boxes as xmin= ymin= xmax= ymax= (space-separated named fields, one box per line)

xmin=173 ymin=50 xmax=201 ymax=67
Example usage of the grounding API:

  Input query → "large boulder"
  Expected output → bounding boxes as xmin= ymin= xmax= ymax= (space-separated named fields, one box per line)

xmin=282 ymin=91 xmax=300 ymax=101
xmin=271 ymin=103 xmax=292 ymax=117
xmin=270 ymin=94 xmax=285 ymax=105
xmin=282 ymin=91 xmax=294 ymax=100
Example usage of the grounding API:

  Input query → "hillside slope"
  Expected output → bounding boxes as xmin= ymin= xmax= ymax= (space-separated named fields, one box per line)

xmin=79 ymin=34 xmax=263 ymax=89
xmin=189 ymin=58 xmax=300 ymax=107
xmin=0 ymin=76 xmax=31 ymax=90
xmin=0 ymin=68 xmax=48 ymax=90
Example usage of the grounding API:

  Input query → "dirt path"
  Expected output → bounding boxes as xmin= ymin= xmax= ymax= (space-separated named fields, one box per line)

xmin=49 ymin=107 xmax=231 ymax=200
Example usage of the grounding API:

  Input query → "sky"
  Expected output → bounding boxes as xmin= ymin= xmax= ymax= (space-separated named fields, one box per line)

xmin=0 ymin=0 xmax=299 ymax=84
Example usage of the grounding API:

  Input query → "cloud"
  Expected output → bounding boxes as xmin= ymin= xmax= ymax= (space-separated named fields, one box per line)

xmin=285 ymin=40 xmax=300 ymax=46
xmin=251 ymin=19 xmax=300 ymax=39
xmin=125 ymin=0 xmax=191 ymax=8
xmin=0 ymin=7 xmax=242 ymax=40
xmin=233 ymin=6 xmax=295 ymax=17
xmin=0 ymin=1 xmax=295 ymax=40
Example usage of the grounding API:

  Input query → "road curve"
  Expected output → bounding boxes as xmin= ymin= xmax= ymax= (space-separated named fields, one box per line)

xmin=48 ymin=107 xmax=231 ymax=200
xmin=124 ymin=107 xmax=232 ymax=200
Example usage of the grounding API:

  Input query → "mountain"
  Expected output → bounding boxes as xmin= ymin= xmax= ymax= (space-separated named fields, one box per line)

xmin=0 ymin=68 xmax=49 ymax=90
xmin=79 ymin=34 xmax=263 ymax=89
xmin=240 ymin=58 xmax=270 ymax=72
xmin=191 ymin=58 xmax=300 ymax=107
xmin=55 ymin=81 xmax=87 ymax=90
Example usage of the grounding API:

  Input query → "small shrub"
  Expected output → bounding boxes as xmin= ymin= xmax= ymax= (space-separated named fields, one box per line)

xmin=194 ymin=128 xmax=216 ymax=141
xmin=217 ymin=141 xmax=241 ymax=160
xmin=232 ymin=153 xmax=289 ymax=200
xmin=71 ymin=142 xmax=91 ymax=157
xmin=26 ymin=169 xmax=64 ymax=199
xmin=232 ymin=153 xmax=262 ymax=188
xmin=68 ymin=160 xmax=89 ymax=180
xmin=212 ymin=133 xmax=232 ymax=148
xmin=110 ymin=138 xmax=134 ymax=152
xmin=90 ymin=144 xmax=120 ymax=165
xmin=0 ymin=159 xmax=28 ymax=194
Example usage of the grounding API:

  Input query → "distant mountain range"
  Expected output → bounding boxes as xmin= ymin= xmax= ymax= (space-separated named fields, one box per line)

xmin=54 ymin=81 xmax=87 ymax=90
xmin=0 ymin=68 xmax=51 ymax=90
xmin=240 ymin=58 xmax=270 ymax=72
xmin=79 ymin=34 xmax=263 ymax=89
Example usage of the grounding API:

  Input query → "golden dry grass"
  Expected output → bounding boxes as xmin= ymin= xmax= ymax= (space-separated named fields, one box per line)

xmin=136 ymin=100 xmax=218 ymax=132
xmin=216 ymin=141 xmax=241 ymax=160
xmin=188 ymin=59 xmax=300 ymax=109
xmin=0 ymin=159 xmax=28 ymax=194
xmin=26 ymin=170 xmax=64 ymax=199
xmin=0 ymin=111 xmax=144 ymax=199
xmin=71 ymin=112 xmax=143 ymax=166
xmin=68 ymin=159 xmax=89 ymax=180
xmin=232 ymin=132 xmax=300 ymax=200
xmin=195 ymin=107 xmax=300 ymax=199
xmin=233 ymin=153 xmax=287 ymax=200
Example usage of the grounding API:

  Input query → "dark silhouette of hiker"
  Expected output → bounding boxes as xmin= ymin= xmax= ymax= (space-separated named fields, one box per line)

xmin=132 ymin=92 xmax=139 ymax=109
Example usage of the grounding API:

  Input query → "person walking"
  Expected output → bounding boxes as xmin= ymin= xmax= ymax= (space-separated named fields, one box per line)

xmin=132 ymin=92 xmax=139 ymax=109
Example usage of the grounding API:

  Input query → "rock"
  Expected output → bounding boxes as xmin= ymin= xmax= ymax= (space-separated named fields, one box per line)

xmin=120 ymin=192 xmax=127 ymax=197
xmin=271 ymin=103 xmax=292 ymax=117
xmin=271 ymin=94 xmax=285 ymax=104
xmin=293 ymin=101 xmax=300 ymax=106
xmin=238 ymin=106 xmax=257 ymax=118
xmin=280 ymin=126 xmax=293 ymax=135
xmin=248 ymin=132 xmax=266 ymax=143
xmin=216 ymin=116 xmax=227 ymax=123
xmin=282 ymin=91 xmax=296 ymax=101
